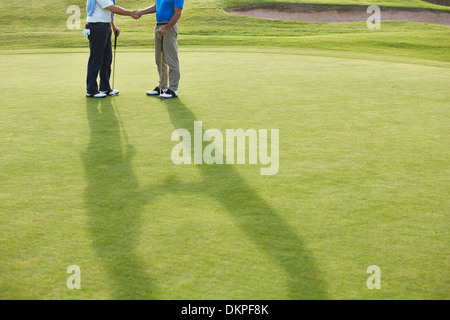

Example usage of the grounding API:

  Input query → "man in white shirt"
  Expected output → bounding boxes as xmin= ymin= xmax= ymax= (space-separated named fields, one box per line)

xmin=85 ymin=0 xmax=141 ymax=98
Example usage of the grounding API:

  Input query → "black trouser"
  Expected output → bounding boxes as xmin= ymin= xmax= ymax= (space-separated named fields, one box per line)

xmin=86 ymin=23 xmax=112 ymax=95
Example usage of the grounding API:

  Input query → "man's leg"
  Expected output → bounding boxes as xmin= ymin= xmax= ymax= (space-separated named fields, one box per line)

xmin=86 ymin=24 xmax=109 ymax=95
xmin=164 ymin=24 xmax=180 ymax=93
xmin=155 ymin=26 xmax=168 ymax=90
xmin=99 ymin=26 xmax=113 ymax=92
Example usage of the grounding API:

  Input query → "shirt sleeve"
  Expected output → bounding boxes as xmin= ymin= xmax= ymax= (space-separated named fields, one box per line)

xmin=174 ymin=0 xmax=184 ymax=9
xmin=97 ymin=0 xmax=114 ymax=9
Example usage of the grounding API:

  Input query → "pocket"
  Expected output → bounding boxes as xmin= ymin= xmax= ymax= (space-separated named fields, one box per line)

xmin=172 ymin=24 xmax=179 ymax=37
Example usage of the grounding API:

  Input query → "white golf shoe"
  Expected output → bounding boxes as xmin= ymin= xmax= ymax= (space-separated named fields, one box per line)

xmin=86 ymin=92 xmax=107 ymax=98
xmin=146 ymin=87 xmax=163 ymax=96
xmin=160 ymin=89 xmax=178 ymax=99
xmin=100 ymin=89 xmax=120 ymax=96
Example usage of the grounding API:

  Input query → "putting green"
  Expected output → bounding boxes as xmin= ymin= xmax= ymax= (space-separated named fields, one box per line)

xmin=0 ymin=48 xmax=448 ymax=299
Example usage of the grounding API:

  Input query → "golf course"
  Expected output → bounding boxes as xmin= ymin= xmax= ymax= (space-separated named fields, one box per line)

xmin=0 ymin=0 xmax=449 ymax=300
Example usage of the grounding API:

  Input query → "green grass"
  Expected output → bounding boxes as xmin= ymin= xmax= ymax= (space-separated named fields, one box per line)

xmin=1 ymin=47 xmax=449 ymax=299
xmin=0 ymin=0 xmax=449 ymax=62
xmin=0 ymin=0 xmax=449 ymax=300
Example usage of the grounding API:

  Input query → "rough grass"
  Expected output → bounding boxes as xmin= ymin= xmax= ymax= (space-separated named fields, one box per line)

xmin=0 ymin=0 xmax=449 ymax=62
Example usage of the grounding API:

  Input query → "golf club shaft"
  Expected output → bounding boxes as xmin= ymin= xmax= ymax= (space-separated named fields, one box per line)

xmin=160 ymin=36 xmax=164 ymax=98
xmin=112 ymin=34 xmax=117 ymax=90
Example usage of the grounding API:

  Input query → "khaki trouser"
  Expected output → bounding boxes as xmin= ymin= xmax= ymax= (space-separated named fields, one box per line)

xmin=155 ymin=23 xmax=180 ymax=92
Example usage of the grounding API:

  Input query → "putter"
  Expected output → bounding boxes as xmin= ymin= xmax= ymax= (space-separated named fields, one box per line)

xmin=159 ymin=36 xmax=164 ymax=100
xmin=112 ymin=34 xmax=117 ymax=91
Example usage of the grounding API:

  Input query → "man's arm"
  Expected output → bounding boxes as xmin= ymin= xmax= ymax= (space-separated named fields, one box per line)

xmin=106 ymin=5 xmax=141 ymax=19
xmin=111 ymin=20 xmax=120 ymax=37
xmin=157 ymin=8 xmax=182 ymax=36
xmin=139 ymin=4 xmax=156 ymax=15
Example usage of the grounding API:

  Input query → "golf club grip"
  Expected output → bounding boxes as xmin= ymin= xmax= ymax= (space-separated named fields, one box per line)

xmin=161 ymin=36 xmax=163 ymax=53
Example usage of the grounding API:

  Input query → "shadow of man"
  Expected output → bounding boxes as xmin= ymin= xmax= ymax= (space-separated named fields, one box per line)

xmin=161 ymin=98 xmax=328 ymax=299
xmin=82 ymin=98 xmax=156 ymax=299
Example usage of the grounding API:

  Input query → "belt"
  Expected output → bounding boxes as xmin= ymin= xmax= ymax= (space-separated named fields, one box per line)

xmin=156 ymin=22 xmax=168 ymax=26
xmin=87 ymin=22 xmax=110 ymax=25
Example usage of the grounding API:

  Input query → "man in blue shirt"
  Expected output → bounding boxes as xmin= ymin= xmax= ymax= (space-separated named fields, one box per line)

xmin=139 ymin=1 xmax=184 ymax=98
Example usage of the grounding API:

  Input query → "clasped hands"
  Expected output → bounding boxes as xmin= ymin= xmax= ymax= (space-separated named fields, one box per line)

xmin=130 ymin=10 xmax=166 ymax=35
xmin=131 ymin=10 xmax=142 ymax=20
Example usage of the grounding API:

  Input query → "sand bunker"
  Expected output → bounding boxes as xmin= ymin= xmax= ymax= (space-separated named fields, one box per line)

xmin=226 ymin=4 xmax=450 ymax=26
xmin=421 ymin=0 xmax=450 ymax=7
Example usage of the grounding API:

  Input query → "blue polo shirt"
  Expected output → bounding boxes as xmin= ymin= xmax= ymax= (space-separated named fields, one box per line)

xmin=156 ymin=0 xmax=184 ymax=22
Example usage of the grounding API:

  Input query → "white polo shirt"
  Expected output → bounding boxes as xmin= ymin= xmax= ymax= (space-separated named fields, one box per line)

xmin=86 ymin=0 xmax=114 ymax=23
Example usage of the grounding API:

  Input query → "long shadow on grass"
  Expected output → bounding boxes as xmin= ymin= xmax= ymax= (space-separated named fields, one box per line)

xmin=162 ymin=99 xmax=327 ymax=299
xmin=82 ymin=98 xmax=156 ymax=299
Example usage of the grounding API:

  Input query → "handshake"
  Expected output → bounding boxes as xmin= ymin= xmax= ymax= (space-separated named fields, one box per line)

xmin=131 ymin=10 xmax=143 ymax=20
